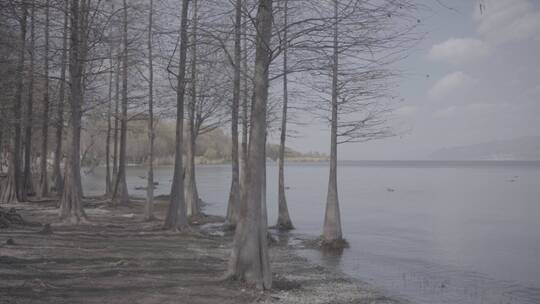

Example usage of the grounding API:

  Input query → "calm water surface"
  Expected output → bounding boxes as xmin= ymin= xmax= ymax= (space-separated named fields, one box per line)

xmin=83 ymin=161 xmax=540 ymax=304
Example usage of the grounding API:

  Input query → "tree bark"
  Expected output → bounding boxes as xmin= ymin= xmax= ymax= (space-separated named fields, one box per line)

xmin=112 ymin=0 xmax=129 ymax=205
xmin=52 ymin=0 xmax=69 ymax=194
xmin=22 ymin=0 xmax=36 ymax=201
xmin=185 ymin=127 xmax=199 ymax=217
xmin=145 ymin=0 xmax=155 ymax=221
xmin=113 ymin=49 xmax=120 ymax=185
xmin=1 ymin=2 xmax=28 ymax=204
xmin=186 ymin=0 xmax=200 ymax=218
xmin=59 ymin=0 xmax=87 ymax=223
xmin=105 ymin=38 xmax=113 ymax=196
xmin=276 ymin=0 xmax=293 ymax=230
xmin=38 ymin=0 xmax=51 ymax=199
xmin=226 ymin=0 xmax=243 ymax=226
xmin=226 ymin=0 xmax=273 ymax=290
xmin=163 ymin=0 xmax=190 ymax=230
xmin=239 ymin=0 xmax=249 ymax=209
xmin=322 ymin=0 xmax=343 ymax=245
xmin=0 ymin=125 xmax=3 ymax=173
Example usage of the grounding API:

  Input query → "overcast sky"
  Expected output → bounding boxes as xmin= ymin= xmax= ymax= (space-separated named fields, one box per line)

xmin=279 ymin=0 xmax=540 ymax=160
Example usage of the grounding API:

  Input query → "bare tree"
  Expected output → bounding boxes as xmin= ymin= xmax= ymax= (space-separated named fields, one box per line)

xmin=112 ymin=0 xmax=130 ymax=205
xmin=322 ymin=0 xmax=342 ymax=246
xmin=306 ymin=0 xmax=417 ymax=247
xmin=105 ymin=42 xmax=113 ymax=196
xmin=52 ymin=0 xmax=69 ymax=194
xmin=145 ymin=0 xmax=156 ymax=221
xmin=225 ymin=0 xmax=243 ymax=227
xmin=163 ymin=0 xmax=190 ymax=230
xmin=22 ymin=0 xmax=35 ymax=201
xmin=37 ymin=0 xmax=51 ymax=198
xmin=1 ymin=1 xmax=28 ymax=204
xmin=59 ymin=0 xmax=87 ymax=223
xmin=185 ymin=0 xmax=200 ymax=218
xmin=239 ymin=0 xmax=250 ymax=210
xmin=113 ymin=45 xmax=120 ymax=186
xmin=226 ymin=0 xmax=273 ymax=290
xmin=275 ymin=0 xmax=293 ymax=230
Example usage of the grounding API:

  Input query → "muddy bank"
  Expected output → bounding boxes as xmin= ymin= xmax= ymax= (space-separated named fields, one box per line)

xmin=0 ymin=198 xmax=403 ymax=304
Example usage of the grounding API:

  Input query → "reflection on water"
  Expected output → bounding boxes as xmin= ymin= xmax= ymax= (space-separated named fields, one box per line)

xmin=83 ymin=161 xmax=540 ymax=304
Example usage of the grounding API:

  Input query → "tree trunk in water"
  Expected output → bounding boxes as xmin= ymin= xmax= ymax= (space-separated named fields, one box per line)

xmin=186 ymin=0 xmax=200 ymax=218
xmin=226 ymin=0 xmax=273 ymax=290
xmin=226 ymin=0 xmax=243 ymax=227
xmin=59 ymin=0 xmax=87 ymax=223
xmin=276 ymin=0 xmax=293 ymax=230
xmin=22 ymin=1 xmax=36 ymax=201
xmin=1 ymin=3 xmax=28 ymax=204
xmin=52 ymin=0 xmax=68 ymax=194
xmin=163 ymin=0 xmax=189 ymax=230
xmin=185 ymin=129 xmax=199 ymax=217
xmin=113 ymin=0 xmax=129 ymax=205
xmin=322 ymin=0 xmax=344 ymax=245
xmin=38 ymin=0 xmax=51 ymax=199
xmin=145 ymin=0 xmax=155 ymax=221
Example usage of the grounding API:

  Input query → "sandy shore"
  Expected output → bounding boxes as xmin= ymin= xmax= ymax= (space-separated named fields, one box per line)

xmin=0 ymin=197 xmax=403 ymax=304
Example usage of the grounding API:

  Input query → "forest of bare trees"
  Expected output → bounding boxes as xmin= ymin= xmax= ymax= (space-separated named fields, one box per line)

xmin=0 ymin=0 xmax=419 ymax=289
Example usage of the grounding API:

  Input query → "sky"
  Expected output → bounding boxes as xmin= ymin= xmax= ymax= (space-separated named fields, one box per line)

xmin=279 ymin=0 xmax=540 ymax=160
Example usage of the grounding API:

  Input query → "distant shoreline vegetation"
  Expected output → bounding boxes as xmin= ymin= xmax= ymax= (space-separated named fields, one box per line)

xmin=80 ymin=121 xmax=327 ymax=168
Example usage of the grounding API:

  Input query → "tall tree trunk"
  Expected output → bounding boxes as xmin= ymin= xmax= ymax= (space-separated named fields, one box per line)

xmin=113 ymin=50 xmax=120 ymax=184
xmin=226 ymin=0 xmax=273 ymax=290
xmin=59 ymin=0 xmax=86 ymax=223
xmin=22 ymin=0 xmax=36 ymax=201
xmin=38 ymin=0 xmax=51 ymax=198
xmin=186 ymin=0 xmax=200 ymax=218
xmin=145 ymin=0 xmax=155 ymax=221
xmin=240 ymin=0 xmax=249 ymax=207
xmin=163 ymin=0 xmax=189 ymax=230
xmin=322 ymin=0 xmax=343 ymax=245
xmin=276 ymin=0 xmax=293 ymax=230
xmin=75 ymin=0 xmax=88 ymax=201
xmin=262 ymin=131 xmax=268 ymax=228
xmin=52 ymin=0 xmax=69 ymax=194
xmin=185 ymin=129 xmax=199 ymax=217
xmin=1 ymin=2 xmax=27 ymax=204
xmin=226 ymin=0 xmax=243 ymax=226
xmin=0 ymin=126 xmax=3 ymax=173
xmin=105 ymin=42 xmax=113 ymax=196
xmin=113 ymin=0 xmax=129 ymax=205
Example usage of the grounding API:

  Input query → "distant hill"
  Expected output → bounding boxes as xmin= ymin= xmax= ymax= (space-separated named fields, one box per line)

xmin=429 ymin=136 xmax=540 ymax=160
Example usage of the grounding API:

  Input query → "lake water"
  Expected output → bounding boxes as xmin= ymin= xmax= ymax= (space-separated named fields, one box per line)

xmin=82 ymin=161 xmax=540 ymax=304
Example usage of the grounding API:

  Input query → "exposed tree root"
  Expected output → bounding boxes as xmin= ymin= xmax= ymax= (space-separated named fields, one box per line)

xmin=0 ymin=174 xmax=19 ymax=204
xmin=321 ymin=237 xmax=349 ymax=251
xmin=0 ymin=206 xmax=26 ymax=228
xmin=272 ymin=221 xmax=295 ymax=231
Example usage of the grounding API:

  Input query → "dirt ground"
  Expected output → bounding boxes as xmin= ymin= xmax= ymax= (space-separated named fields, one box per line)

xmin=0 ymin=197 xmax=404 ymax=304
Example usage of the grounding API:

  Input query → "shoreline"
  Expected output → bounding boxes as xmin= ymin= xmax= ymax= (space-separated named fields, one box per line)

xmin=0 ymin=197 xmax=404 ymax=304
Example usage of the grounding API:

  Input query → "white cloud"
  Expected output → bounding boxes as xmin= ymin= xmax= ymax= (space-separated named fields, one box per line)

xmin=428 ymin=71 xmax=476 ymax=101
xmin=474 ymin=0 xmax=540 ymax=44
xmin=428 ymin=38 xmax=491 ymax=64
